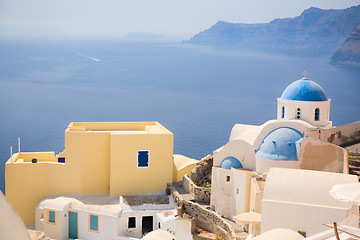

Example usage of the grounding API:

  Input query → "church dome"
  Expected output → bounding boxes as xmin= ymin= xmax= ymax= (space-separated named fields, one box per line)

xmin=280 ymin=78 xmax=328 ymax=101
xmin=219 ymin=157 xmax=243 ymax=169
xmin=256 ymin=127 xmax=302 ymax=161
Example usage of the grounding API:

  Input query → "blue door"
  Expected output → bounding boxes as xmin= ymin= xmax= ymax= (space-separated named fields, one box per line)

xmin=69 ymin=211 xmax=78 ymax=239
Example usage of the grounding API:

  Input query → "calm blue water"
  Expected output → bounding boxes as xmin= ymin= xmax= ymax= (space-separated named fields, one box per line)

xmin=0 ymin=40 xmax=359 ymax=193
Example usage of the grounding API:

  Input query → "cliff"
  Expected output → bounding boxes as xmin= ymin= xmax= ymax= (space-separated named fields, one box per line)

xmin=331 ymin=24 xmax=360 ymax=66
xmin=185 ymin=5 xmax=360 ymax=54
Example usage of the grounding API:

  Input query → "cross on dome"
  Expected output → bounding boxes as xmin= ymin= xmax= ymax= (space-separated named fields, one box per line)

xmin=302 ymin=71 xmax=308 ymax=79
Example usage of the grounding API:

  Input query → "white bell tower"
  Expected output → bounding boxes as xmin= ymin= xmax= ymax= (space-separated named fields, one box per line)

xmin=277 ymin=72 xmax=332 ymax=128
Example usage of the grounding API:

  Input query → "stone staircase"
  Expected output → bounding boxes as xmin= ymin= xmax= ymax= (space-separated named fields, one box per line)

xmin=349 ymin=152 xmax=360 ymax=180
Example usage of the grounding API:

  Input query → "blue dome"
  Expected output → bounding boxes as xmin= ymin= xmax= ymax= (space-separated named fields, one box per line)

xmin=219 ymin=157 xmax=243 ymax=169
xmin=280 ymin=78 xmax=328 ymax=101
xmin=256 ymin=127 xmax=302 ymax=161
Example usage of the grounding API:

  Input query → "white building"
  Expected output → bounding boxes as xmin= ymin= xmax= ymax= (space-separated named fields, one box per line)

xmin=35 ymin=194 xmax=177 ymax=240
xmin=211 ymin=75 xmax=333 ymax=219
xmin=261 ymin=168 xmax=358 ymax=237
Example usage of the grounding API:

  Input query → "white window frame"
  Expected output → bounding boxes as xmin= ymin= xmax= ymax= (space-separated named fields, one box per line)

xmin=137 ymin=150 xmax=150 ymax=168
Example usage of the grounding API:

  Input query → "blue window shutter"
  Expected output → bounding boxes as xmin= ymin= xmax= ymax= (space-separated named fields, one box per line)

xmin=49 ymin=211 xmax=55 ymax=223
xmin=138 ymin=151 xmax=149 ymax=167
xmin=90 ymin=215 xmax=98 ymax=231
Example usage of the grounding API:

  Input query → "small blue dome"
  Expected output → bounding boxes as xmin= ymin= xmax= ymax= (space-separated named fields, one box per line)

xmin=256 ymin=127 xmax=302 ymax=161
xmin=280 ymin=78 xmax=328 ymax=101
xmin=219 ymin=157 xmax=243 ymax=169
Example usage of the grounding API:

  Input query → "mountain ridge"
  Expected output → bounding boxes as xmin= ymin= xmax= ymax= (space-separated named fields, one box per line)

xmin=185 ymin=5 xmax=360 ymax=55
xmin=331 ymin=24 xmax=360 ymax=66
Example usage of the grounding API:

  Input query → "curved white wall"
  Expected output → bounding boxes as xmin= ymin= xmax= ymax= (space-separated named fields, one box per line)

xmin=213 ymin=139 xmax=255 ymax=171
xmin=252 ymin=120 xmax=313 ymax=151
xmin=277 ymin=98 xmax=331 ymax=128
xmin=0 ymin=191 xmax=30 ymax=240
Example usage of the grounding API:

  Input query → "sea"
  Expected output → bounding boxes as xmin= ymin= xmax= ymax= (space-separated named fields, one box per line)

xmin=0 ymin=40 xmax=359 ymax=193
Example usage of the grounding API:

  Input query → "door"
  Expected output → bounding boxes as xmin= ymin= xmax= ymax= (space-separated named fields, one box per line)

xmin=69 ymin=211 xmax=78 ymax=239
xmin=142 ymin=216 xmax=153 ymax=235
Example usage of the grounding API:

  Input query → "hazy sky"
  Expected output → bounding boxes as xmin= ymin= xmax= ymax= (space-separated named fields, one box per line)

xmin=0 ymin=0 xmax=359 ymax=40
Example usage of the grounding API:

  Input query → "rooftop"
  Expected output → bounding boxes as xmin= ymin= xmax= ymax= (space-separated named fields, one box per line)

xmin=280 ymin=78 xmax=328 ymax=102
xmin=66 ymin=122 xmax=172 ymax=135
xmin=256 ymin=127 xmax=302 ymax=161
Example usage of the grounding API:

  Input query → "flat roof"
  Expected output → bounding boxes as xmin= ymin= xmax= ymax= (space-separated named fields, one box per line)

xmin=66 ymin=122 xmax=173 ymax=135
xmin=87 ymin=130 xmax=147 ymax=134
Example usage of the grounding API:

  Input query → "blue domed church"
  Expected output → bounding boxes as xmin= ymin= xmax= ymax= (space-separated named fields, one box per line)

xmin=210 ymin=74 xmax=333 ymax=218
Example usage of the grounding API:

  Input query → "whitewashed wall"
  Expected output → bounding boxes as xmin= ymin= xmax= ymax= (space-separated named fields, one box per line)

xmin=230 ymin=170 xmax=257 ymax=219
xmin=261 ymin=168 xmax=359 ymax=236
xmin=175 ymin=218 xmax=195 ymax=240
xmin=156 ymin=210 xmax=177 ymax=235
xmin=74 ymin=209 xmax=119 ymax=240
xmin=213 ymin=139 xmax=255 ymax=169
xmin=261 ymin=200 xmax=358 ymax=236
xmin=211 ymin=167 xmax=232 ymax=217
xmin=277 ymin=98 xmax=331 ymax=128
xmin=255 ymin=156 xmax=300 ymax=174
xmin=35 ymin=203 xmax=71 ymax=240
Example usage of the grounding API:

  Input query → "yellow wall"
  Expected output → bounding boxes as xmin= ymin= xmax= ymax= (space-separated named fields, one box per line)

xmin=5 ymin=152 xmax=72 ymax=224
xmin=5 ymin=122 xmax=174 ymax=224
xmin=15 ymin=152 xmax=57 ymax=162
xmin=109 ymin=133 xmax=173 ymax=196
xmin=173 ymin=164 xmax=197 ymax=182
xmin=65 ymin=131 xmax=110 ymax=194
xmin=172 ymin=154 xmax=198 ymax=182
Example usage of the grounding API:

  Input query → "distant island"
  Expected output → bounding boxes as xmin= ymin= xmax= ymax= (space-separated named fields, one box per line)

xmin=184 ymin=5 xmax=360 ymax=56
xmin=331 ymin=24 xmax=360 ymax=67
xmin=127 ymin=32 xmax=165 ymax=40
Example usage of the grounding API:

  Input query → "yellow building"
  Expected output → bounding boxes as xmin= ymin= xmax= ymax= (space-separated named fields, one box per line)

xmin=5 ymin=122 xmax=176 ymax=224
xmin=173 ymin=154 xmax=198 ymax=182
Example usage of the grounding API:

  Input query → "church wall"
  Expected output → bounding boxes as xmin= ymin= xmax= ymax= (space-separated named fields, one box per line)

xmin=277 ymin=98 xmax=331 ymax=128
xmin=304 ymin=121 xmax=360 ymax=146
xmin=212 ymin=167 xmax=232 ymax=218
xmin=299 ymin=138 xmax=347 ymax=173
xmin=230 ymin=169 xmax=257 ymax=219
xmin=252 ymin=120 xmax=312 ymax=151
xmin=210 ymin=167 xmax=217 ymax=210
xmin=255 ymin=156 xmax=300 ymax=173
xmin=213 ymin=139 xmax=255 ymax=170
xmin=249 ymin=178 xmax=264 ymax=214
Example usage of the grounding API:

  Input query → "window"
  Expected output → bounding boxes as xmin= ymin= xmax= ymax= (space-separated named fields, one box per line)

xmin=137 ymin=150 xmax=149 ymax=168
xmin=226 ymin=176 xmax=230 ymax=182
xmin=58 ymin=157 xmax=65 ymax=163
xmin=128 ymin=217 xmax=136 ymax=228
xmin=281 ymin=106 xmax=285 ymax=118
xmin=47 ymin=210 xmax=56 ymax=224
xmin=89 ymin=214 xmax=99 ymax=232
xmin=296 ymin=108 xmax=301 ymax=119
xmin=315 ymin=108 xmax=320 ymax=121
